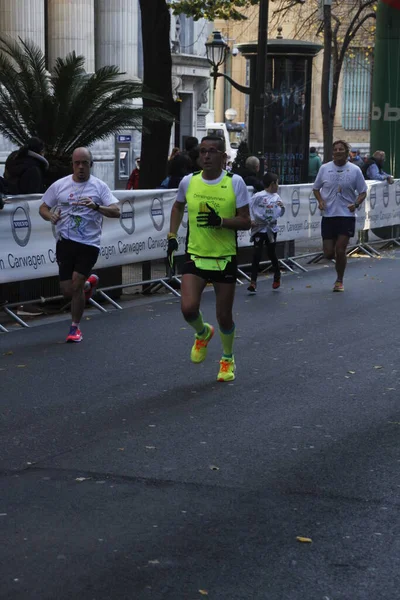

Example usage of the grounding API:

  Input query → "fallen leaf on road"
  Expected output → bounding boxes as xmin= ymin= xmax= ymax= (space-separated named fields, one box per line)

xmin=75 ymin=477 xmax=91 ymax=482
xmin=199 ymin=591 xmax=209 ymax=596
xmin=374 ymin=365 xmax=383 ymax=369
xmin=3 ymin=351 xmax=13 ymax=355
xmin=209 ymin=465 xmax=219 ymax=471
xmin=17 ymin=365 xmax=26 ymax=368
xmin=306 ymin=285 xmax=312 ymax=288
xmin=296 ymin=536 xmax=312 ymax=543
xmin=347 ymin=371 xmax=356 ymax=374
xmin=117 ymin=448 xmax=125 ymax=451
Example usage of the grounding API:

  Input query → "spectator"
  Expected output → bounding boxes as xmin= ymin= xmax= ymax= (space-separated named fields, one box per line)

xmin=241 ymin=156 xmax=264 ymax=192
xmin=308 ymin=147 xmax=322 ymax=183
xmin=4 ymin=137 xmax=48 ymax=194
xmin=0 ymin=190 xmax=6 ymax=308
xmin=160 ymin=153 xmax=192 ymax=189
xmin=126 ymin=158 xmax=140 ymax=190
xmin=184 ymin=136 xmax=198 ymax=153
xmin=363 ymin=150 xmax=394 ymax=183
xmin=169 ymin=147 xmax=180 ymax=161
xmin=183 ymin=136 xmax=200 ymax=173
xmin=349 ymin=148 xmax=364 ymax=168
xmin=3 ymin=137 xmax=48 ymax=316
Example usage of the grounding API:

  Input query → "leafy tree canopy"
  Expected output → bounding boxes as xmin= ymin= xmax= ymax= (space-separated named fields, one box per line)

xmin=167 ymin=0 xmax=260 ymax=21
xmin=0 ymin=35 xmax=170 ymax=181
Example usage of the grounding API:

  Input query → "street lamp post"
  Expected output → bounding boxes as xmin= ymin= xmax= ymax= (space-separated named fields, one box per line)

xmin=205 ymin=0 xmax=270 ymax=162
xmin=205 ymin=31 xmax=251 ymax=95
xmin=251 ymin=0 xmax=269 ymax=165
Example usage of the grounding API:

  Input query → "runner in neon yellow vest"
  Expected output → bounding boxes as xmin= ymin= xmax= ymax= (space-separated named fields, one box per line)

xmin=167 ymin=136 xmax=251 ymax=382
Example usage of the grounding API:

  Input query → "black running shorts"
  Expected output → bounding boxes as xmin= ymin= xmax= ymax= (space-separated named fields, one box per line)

xmin=321 ymin=216 xmax=356 ymax=240
xmin=182 ymin=255 xmax=237 ymax=284
xmin=56 ymin=238 xmax=100 ymax=281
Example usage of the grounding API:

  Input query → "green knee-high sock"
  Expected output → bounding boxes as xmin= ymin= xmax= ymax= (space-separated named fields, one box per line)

xmin=186 ymin=312 xmax=207 ymax=337
xmin=219 ymin=324 xmax=235 ymax=357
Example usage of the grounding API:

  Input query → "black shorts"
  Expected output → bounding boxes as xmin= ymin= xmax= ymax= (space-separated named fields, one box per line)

xmin=321 ymin=217 xmax=356 ymax=240
xmin=182 ymin=255 xmax=237 ymax=284
xmin=56 ymin=238 xmax=99 ymax=281
xmin=252 ymin=231 xmax=277 ymax=247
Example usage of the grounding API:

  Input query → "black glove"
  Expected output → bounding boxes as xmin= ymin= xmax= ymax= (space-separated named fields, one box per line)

xmin=196 ymin=203 xmax=222 ymax=228
xmin=167 ymin=236 xmax=179 ymax=271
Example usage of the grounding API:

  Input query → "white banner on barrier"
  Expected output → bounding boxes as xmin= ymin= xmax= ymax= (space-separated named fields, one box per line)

xmin=0 ymin=181 xmax=399 ymax=284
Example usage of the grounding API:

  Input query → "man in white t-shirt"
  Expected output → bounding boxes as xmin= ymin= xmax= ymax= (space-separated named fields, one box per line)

xmin=313 ymin=140 xmax=367 ymax=292
xmin=166 ymin=135 xmax=250 ymax=382
xmin=39 ymin=147 xmax=120 ymax=342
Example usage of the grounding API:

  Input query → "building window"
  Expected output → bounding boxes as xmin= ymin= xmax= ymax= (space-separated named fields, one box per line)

xmin=342 ymin=49 xmax=373 ymax=130
xmin=179 ymin=14 xmax=194 ymax=54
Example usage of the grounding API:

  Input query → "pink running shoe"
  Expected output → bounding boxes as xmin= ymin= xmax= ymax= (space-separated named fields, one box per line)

xmin=66 ymin=325 xmax=83 ymax=343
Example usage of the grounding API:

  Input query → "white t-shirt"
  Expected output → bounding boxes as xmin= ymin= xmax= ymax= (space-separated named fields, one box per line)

xmin=313 ymin=161 xmax=367 ymax=217
xmin=176 ymin=171 xmax=250 ymax=208
xmin=42 ymin=175 xmax=119 ymax=248
xmin=250 ymin=191 xmax=285 ymax=234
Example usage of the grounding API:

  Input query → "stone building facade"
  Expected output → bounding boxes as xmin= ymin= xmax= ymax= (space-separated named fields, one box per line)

xmin=0 ymin=0 xmax=212 ymax=188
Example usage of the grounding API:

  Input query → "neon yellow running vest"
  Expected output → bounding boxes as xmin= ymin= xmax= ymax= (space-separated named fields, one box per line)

xmin=186 ymin=172 xmax=237 ymax=258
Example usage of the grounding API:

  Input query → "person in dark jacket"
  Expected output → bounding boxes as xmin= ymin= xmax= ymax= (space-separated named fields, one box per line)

xmin=242 ymin=156 xmax=264 ymax=192
xmin=160 ymin=153 xmax=192 ymax=189
xmin=182 ymin=136 xmax=200 ymax=173
xmin=3 ymin=138 xmax=49 ymax=316
xmin=4 ymin=137 xmax=48 ymax=194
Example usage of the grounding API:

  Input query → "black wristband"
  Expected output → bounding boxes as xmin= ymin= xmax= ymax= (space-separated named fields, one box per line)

xmin=93 ymin=202 xmax=100 ymax=211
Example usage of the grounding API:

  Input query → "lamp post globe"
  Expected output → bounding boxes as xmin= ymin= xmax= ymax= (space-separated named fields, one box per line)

xmin=225 ymin=108 xmax=238 ymax=122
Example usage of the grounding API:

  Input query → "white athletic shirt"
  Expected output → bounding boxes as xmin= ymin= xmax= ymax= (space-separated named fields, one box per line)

xmin=250 ymin=190 xmax=285 ymax=235
xmin=176 ymin=171 xmax=250 ymax=208
xmin=42 ymin=174 xmax=119 ymax=248
xmin=313 ymin=161 xmax=367 ymax=217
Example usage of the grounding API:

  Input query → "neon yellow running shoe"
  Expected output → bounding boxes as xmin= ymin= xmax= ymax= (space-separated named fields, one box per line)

xmin=217 ymin=356 xmax=236 ymax=382
xmin=190 ymin=324 xmax=214 ymax=363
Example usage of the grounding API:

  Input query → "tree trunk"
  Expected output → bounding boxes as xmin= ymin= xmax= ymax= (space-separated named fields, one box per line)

xmin=321 ymin=2 xmax=333 ymax=162
xmin=138 ymin=0 xmax=174 ymax=189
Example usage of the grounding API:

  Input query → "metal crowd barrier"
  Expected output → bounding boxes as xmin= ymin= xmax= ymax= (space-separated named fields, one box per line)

xmin=1 ymin=235 xmax=400 ymax=333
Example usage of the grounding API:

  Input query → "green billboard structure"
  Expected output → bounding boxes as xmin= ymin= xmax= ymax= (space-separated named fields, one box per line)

xmin=371 ymin=0 xmax=400 ymax=177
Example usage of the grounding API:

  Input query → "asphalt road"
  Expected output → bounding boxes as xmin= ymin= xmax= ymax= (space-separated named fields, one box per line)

xmin=1 ymin=255 xmax=400 ymax=600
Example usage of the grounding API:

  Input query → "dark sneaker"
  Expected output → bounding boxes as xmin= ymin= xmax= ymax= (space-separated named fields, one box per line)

xmin=272 ymin=277 xmax=281 ymax=290
xmin=66 ymin=326 xmax=83 ymax=343
xmin=247 ymin=284 xmax=257 ymax=294
xmin=84 ymin=274 xmax=99 ymax=301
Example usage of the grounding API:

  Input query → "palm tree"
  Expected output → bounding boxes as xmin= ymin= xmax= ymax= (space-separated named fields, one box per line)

xmin=0 ymin=36 xmax=170 ymax=184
